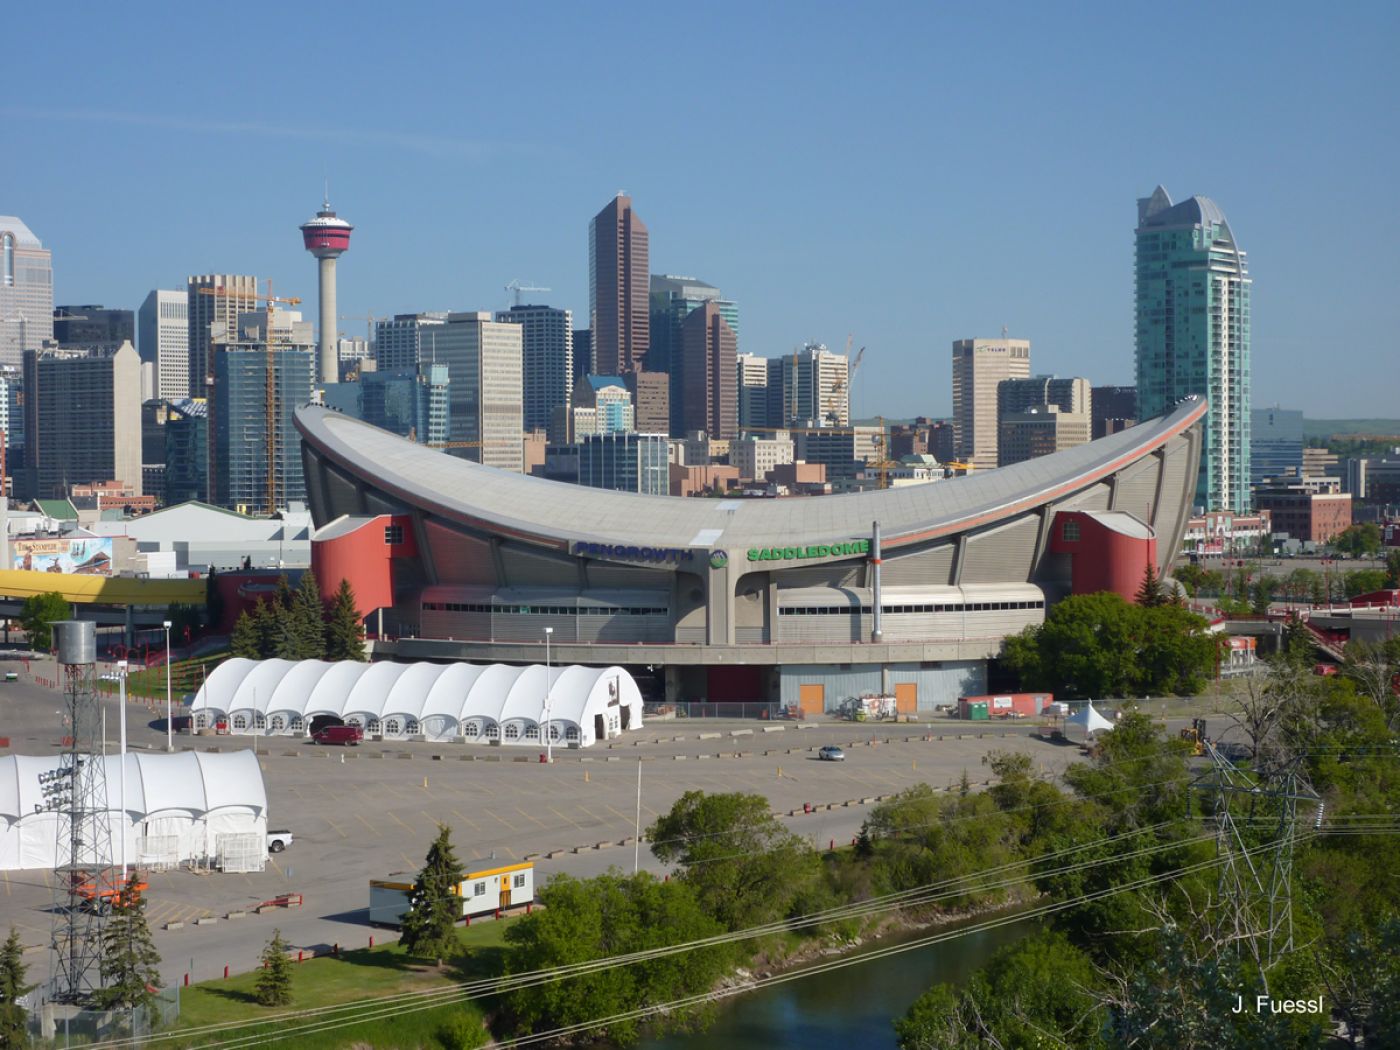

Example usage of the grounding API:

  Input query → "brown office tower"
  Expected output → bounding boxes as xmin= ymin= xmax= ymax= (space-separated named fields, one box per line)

xmin=625 ymin=370 xmax=670 ymax=434
xmin=678 ymin=301 xmax=737 ymax=439
xmin=589 ymin=194 xmax=650 ymax=375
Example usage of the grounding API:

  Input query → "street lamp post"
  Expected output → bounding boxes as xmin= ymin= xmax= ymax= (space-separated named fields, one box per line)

xmin=543 ymin=627 xmax=554 ymax=764
xmin=116 ymin=659 xmax=129 ymax=882
xmin=163 ymin=619 xmax=174 ymax=751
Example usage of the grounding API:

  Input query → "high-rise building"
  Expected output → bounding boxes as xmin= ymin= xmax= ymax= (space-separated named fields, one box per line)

xmin=572 ymin=328 xmax=593 ymax=385
xmin=578 ymin=432 xmax=668 ymax=495
xmin=0 ymin=216 xmax=54 ymax=367
xmin=589 ymin=194 xmax=650 ymax=375
xmin=187 ymin=274 xmax=258 ymax=398
xmin=794 ymin=426 xmax=882 ymax=481
xmin=22 ymin=341 xmax=143 ymax=499
xmin=731 ymin=433 xmax=794 ymax=482
xmin=737 ymin=352 xmax=770 ymax=430
xmin=1135 ymin=186 xmax=1251 ymax=513
xmin=677 ymin=301 xmax=738 ymax=439
xmin=433 ymin=312 xmax=523 ymax=472
xmin=773 ymin=343 xmax=850 ymax=428
xmin=998 ymin=406 xmax=1092 ymax=467
xmin=300 ymin=197 xmax=353 ymax=387
xmin=209 ymin=309 xmax=315 ymax=513
xmin=997 ymin=375 xmax=1090 ymax=419
xmin=1091 ymin=385 xmax=1138 ymax=439
xmin=325 ymin=365 xmax=450 ymax=447
xmin=573 ymin=375 xmax=634 ymax=434
xmin=53 ymin=305 xmax=135 ymax=349
xmin=951 ymin=338 xmax=1031 ymax=469
xmin=497 ymin=304 xmax=573 ymax=432
xmin=138 ymin=290 xmax=190 ymax=401
xmin=1251 ymin=406 xmax=1304 ymax=488
xmin=624 ymin=370 xmax=669 ymax=435
xmin=374 ymin=312 xmax=448 ymax=372
xmin=650 ymin=274 xmax=738 ymax=434
xmin=163 ymin=398 xmax=207 ymax=505
xmin=0 ymin=364 xmax=22 ymax=472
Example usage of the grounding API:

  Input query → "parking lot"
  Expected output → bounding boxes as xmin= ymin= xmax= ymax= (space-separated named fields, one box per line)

xmin=0 ymin=656 xmax=1215 ymax=985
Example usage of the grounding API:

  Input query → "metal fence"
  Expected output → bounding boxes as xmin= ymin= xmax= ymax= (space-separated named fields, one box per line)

xmin=646 ymin=701 xmax=787 ymax=720
xmin=27 ymin=985 xmax=180 ymax=1045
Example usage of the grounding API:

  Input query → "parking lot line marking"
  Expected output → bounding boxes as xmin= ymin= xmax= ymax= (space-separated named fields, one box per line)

xmin=388 ymin=810 xmax=416 ymax=833
xmin=547 ymin=806 xmax=584 ymax=831
xmin=451 ymin=808 xmax=482 ymax=833
xmin=499 ymin=845 xmax=517 ymax=860
xmin=515 ymin=807 xmax=549 ymax=830
xmin=603 ymin=804 xmax=638 ymax=830
xmin=481 ymin=808 xmax=515 ymax=831
xmin=323 ymin=815 xmax=348 ymax=839
xmin=3 ymin=871 xmax=8 ymax=896
xmin=354 ymin=811 xmax=377 ymax=834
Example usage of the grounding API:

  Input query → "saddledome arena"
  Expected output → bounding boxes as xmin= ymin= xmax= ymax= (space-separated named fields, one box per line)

xmin=297 ymin=396 xmax=1207 ymax=713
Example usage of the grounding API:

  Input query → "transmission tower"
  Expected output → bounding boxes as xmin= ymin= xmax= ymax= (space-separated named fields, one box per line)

xmin=1196 ymin=740 xmax=1320 ymax=994
xmin=48 ymin=620 xmax=115 ymax=1003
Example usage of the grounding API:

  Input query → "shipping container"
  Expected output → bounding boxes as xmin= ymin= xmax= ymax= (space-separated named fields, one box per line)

xmin=369 ymin=861 xmax=534 ymax=926
xmin=959 ymin=693 xmax=1053 ymax=719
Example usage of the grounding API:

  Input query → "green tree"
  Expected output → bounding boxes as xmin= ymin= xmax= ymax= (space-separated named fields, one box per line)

xmin=254 ymin=929 xmax=294 ymax=1007
xmin=0 ymin=928 xmax=33 ymax=1050
xmin=1136 ymin=561 xmax=1166 ymax=607
xmin=95 ymin=876 xmax=162 ymax=1012
xmin=1333 ymin=522 xmax=1383 ymax=559
xmin=1249 ymin=574 xmax=1278 ymax=614
xmin=649 ymin=791 xmax=820 ymax=930
xmin=204 ymin=566 xmax=225 ymax=632
xmin=165 ymin=602 xmax=203 ymax=643
xmin=230 ymin=609 xmax=261 ymax=660
xmin=287 ymin=570 xmax=326 ymax=660
xmin=323 ymin=579 xmax=366 ymax=661
xmin=1385 ymin=549 xmax=1400 ymax=588
xmin=502 ymin=872 xmax=729 ymax=1046
xmin=1344 ymin=568 xmax=1389 ymax=598
xmin=400 ymin=825 xmax=465 ymax=965
xmin=252 ymin=599 xmax=280 ymax=660
xmin=17 ymin=592 xmax=69 ymax=652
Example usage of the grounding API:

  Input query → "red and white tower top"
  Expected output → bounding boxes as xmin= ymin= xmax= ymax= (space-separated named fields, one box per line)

xmin=300 ymin=197 xmax=353 ymax=257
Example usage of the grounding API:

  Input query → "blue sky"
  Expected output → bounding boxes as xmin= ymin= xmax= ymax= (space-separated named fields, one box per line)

xmin=5 ymin=1 xmax=1397 ymax=417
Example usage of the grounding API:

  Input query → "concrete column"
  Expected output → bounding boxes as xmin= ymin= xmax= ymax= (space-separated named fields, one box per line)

xmin=318 ymin=256 xmax=338 ymax=386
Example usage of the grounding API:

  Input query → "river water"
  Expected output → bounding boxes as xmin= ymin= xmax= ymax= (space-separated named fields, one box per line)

xmin=637 ymin=915 xmax=1035 ymax=1050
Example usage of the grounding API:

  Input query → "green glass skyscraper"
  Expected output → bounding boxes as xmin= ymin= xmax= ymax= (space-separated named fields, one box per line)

xmin=1135 ymin=186 xmax=1251 ymax=513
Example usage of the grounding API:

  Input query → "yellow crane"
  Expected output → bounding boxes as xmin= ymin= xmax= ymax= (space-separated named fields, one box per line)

xmin=198 ymin=282 xmax=303 ymax=515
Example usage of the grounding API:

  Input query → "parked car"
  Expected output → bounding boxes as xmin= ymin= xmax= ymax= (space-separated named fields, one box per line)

xmin=267 ymin=829 xmax=294 ymax=854
xmin=312 ymin=724 xmax=363 ymax=746
xmin=818 ymin=745 xmax=845 ymax=762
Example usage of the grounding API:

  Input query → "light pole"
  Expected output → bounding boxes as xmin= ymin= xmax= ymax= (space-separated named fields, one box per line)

xmin=543 ymin=627 xmax=554 ymax=763
xmin=163 ymin=619 xmax=174 ymax=751
xmin=116 ymin=659 xmax=129 ymax=882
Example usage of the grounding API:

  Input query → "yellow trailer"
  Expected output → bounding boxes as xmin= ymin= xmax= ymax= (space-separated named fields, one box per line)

xmin=369 ymin=861 xmax=534 ymax=926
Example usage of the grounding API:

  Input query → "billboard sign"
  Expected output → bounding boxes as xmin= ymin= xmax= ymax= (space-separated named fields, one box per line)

xmin=12 ymin=538 xmax=114 ymax=576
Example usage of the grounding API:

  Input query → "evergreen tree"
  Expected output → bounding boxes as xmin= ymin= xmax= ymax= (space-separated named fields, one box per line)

xmin=95 ymin=876 xmax=161 ymax=1012
xmin=288 ymin=570 xmax=326 ymax=660
xmin=400 ymin=825 xmax=465 ymax=966
xmin=1135 ymin=561 xmax=1166 ymax=607
xmin=251 ymin=600 xmax=280 ymax=660
xmin=855 ymin=821 xmax=874 ymax=859
xmin=230 ymin=610 xmax=261 ymax=660
xmin=205 ymin=566 xmax=225 ymax=632
xmin=255 ymin=930 xmax=294 ymax=1007
xmin=324 ymin=579 xmax=366 ymax=662
xmin=0 ymin=927 xmax=33 ymax=1049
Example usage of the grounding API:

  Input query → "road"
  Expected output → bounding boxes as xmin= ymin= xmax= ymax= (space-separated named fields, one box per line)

xmin=0 ymin=656 xmax=1219 ymax=986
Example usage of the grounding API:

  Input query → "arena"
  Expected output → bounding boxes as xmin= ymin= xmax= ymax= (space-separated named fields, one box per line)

xmin=295 ymin=396 xmax=1207 ymax=711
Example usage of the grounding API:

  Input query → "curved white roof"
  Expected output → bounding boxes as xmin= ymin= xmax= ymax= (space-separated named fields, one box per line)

xmin=192 ymin=659 xmax=642 ymax=729
xmin=0 ymin=751 xmax=266 ymax=821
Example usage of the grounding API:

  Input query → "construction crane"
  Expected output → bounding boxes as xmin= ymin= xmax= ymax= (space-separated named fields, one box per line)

xmin=339 ymin=311 xmax=383 ymax=346
xmin=198 ymin=282 xmax=303 ymax=516
xmin=505 ymin=280 xmax=551 ymax=308
xmin=826 ymin=343 xmax=865 ymax=425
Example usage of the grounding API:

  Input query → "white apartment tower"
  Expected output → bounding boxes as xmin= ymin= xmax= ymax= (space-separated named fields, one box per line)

xmin=952 ymin=337 xmax=1031 ymax=470
xmin=138 ymin=289 xmax=190 ymax=400
xmin=434 ymin=312 xmax=524 ymax=472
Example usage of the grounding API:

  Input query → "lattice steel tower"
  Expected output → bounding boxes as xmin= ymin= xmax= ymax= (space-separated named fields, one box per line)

xmin=49 ymin=620 xmax=114 ymax=1003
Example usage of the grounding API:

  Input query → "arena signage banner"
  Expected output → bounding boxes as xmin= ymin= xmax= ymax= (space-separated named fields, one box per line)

xmin=572 ymin=541 xmax=694 ymax=564
xmin=746 ymin=539 xmax=870 ymax=562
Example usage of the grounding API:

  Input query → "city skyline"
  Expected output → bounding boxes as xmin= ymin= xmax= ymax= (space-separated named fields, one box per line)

xmin=4 ymin=4 xmax=1398 ymax=418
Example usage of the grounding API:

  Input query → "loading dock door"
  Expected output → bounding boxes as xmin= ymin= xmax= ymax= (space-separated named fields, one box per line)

xmin=894 ymin=682 xmax=917 ymax=714
xmin=798 ymin=684 xmax=825 ymax=716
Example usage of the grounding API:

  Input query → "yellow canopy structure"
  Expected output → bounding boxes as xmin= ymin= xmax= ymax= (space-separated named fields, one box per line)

xmin=0 ymin=569 xmax=205 ymax=607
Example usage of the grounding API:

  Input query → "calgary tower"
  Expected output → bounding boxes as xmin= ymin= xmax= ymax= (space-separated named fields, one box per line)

xmin=300 ymin=196 xmax=353 ymax=386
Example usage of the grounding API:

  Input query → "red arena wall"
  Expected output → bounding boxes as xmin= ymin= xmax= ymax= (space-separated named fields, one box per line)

xmin=311 ymin=515 xmax=416 ymax=618
xmin=1047 ymin=511 xmax=1157 ymax=601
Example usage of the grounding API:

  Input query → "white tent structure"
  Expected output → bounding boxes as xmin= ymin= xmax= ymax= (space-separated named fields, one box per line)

xmin=1065 ymin=702 xmax=1115 ymax=737
xmin=0 ymin=750 xmax=267 ymax=872
xmin=190 ymin=659 xmax=643 ymax=747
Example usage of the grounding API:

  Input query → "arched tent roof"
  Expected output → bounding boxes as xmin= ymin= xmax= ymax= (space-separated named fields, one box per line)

xmin=191 ymin=660 xmax=643 ymax=733
xmin=1066 ymin=702 xmax=1115 ymax=735
xmin=0 ymin=751 xmax=266 ymax=821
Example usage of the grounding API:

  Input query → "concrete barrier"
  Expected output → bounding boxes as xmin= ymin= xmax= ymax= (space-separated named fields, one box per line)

xmin=397 ymin=753 xmax=413 ymax=760
xmin=762 ymin=725 xmax=786 ymax=733
xmin=164 ymin=921 xmax=184 ymax=930
xmin=698 ymin=732 xmax=721 ymax=741
xmin=729 ymin=729 xmax=753 ymax=738
xmin=673 ymin=755 xmax=687 ymax=761
xmin=605 ymin=756 xmax=619 ymax=762
xmin=226 ymin=911 xmax=246 ymax=920
xmin=546 ymin=850 xmax=566 ymax=859
xmin=195 ymin=917 xmax=218 ymax=926
xmin=596 ymin=841 xmax=614 ymax=850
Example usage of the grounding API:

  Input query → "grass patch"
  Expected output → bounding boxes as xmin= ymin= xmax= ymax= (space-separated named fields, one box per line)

xmin=167 ymin=920 xmax=514 ymax=1047
xmin=97 ymin=652 xmax=228 ymax=702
